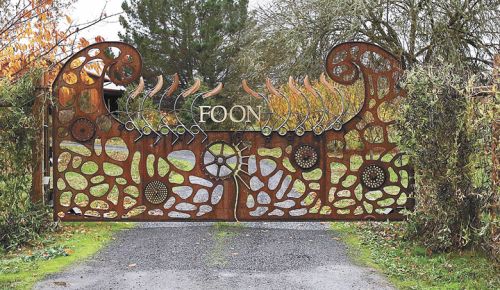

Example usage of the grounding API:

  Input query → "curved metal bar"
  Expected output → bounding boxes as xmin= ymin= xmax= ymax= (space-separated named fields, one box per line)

xmin=189 ymin=92 xmax=207 ymax=144
xmin=266 ymin=78 xmax=291 ymax=135
xmin=123 ymin=78 xmax=144 ymax=141
xmin=304 ymin=75 xmax=328 ymax=135
xmin=106 ymin=76 xmax=143 ymax=128
xmin=103 ymin=75 xmax=151 ymax=141
xmin=172 ymin=79 xmax=201 ymax=144
xmin=173 ymin=94 xmax=194 ymax=144
xmin=157 ymin=74 xmax=181 ymax=142
xmin=288 ymin=76 xmax=310 ymax=135
xmin=320 ymin=73 xmax=346 ymax=131
xmin=138 ymin=75 xmax=163 ymax=144
xmin=188 ymin=82 xmax=223 ymax=143
xmin=242 ymin=80 xmax=274 ymax=135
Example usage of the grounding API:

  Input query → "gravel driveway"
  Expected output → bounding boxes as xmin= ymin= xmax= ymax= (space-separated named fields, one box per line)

xmin=35 ymin=222 xmax=393 ymax=290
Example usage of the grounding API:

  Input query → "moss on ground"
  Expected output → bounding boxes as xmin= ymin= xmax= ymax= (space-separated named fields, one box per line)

xmin=208 ymin=222 xmax=243 ymax=267
xmin=0 ymin=222 xmax=134 ymax=290
xmin=330 ymin=222 xmax=499 ymax=289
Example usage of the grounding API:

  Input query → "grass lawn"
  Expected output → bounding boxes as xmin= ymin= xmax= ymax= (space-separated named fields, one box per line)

xmin=0 ymin=222 xmax=134 ymax=290
xmin=331 ymin=222 xmax=499 ymax=289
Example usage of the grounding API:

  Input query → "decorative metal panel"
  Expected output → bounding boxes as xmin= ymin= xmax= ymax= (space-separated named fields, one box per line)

xmin=52 ymin=41 xmax=414 ymax=221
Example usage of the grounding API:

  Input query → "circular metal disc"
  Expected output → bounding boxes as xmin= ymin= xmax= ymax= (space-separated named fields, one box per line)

xmin=70 ymin=117 xmax=96 ymax=142
xmin=361 ymin=164 xmax=386 ymax=189
xmin=202 ymin=141 xmax=238 ymax=180
xmin=144 ymin=181 xmax=169 ymax=204
xmin=293 ymin=145 xmax=319 ymax=170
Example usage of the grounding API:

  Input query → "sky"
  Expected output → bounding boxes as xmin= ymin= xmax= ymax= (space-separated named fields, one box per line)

xmin=69 ymin=0 xmax=268 ymax=41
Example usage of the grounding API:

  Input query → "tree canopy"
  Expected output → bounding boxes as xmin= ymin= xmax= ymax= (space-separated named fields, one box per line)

xmin=119 ymin=0 xmax=249 ymax=87
xmin=238 ymin=0 xmax=499 ymax=82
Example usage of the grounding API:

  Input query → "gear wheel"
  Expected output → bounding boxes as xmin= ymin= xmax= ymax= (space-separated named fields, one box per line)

xmin=70 ymin=117 xmax=96 ymax=142
xmin=202 ymin=141 xmax=239 ymax=180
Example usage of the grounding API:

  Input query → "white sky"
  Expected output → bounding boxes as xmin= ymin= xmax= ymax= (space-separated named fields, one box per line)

xmin=69 ymin=0 xmax=268 ymax=41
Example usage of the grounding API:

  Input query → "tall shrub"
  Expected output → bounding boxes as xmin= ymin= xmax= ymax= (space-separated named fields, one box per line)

xmin=0 ymin=71 xmax=55 ymax=251
xmin=399 ymin=64 xmax=497 ymax=252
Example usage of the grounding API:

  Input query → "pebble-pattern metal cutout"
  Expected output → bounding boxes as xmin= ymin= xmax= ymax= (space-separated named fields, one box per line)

xmin=51 ymin=41 xmax=414 ymax=222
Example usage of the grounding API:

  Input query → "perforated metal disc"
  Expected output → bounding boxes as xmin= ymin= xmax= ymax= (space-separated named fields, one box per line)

xmin=361 ymin=164 xmax=386 ymax=189
xmin=144 ymin=181 xmax=168 ymax=204
xmin=293 ymin=145 xmax=319 ymax=170
xmin=70 ymin=117 xmax=96 ymax=142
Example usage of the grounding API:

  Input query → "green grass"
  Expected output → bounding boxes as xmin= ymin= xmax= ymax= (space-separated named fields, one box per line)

xmin=0 ymin=222 xmax=134 ymax=290
xmin=208 ymin=222 xmax=243 ymax=266
xmin=213 ymin=221 xmax=244 ymax=230
xmin=330 ymin=222 xmax=500 ymax=289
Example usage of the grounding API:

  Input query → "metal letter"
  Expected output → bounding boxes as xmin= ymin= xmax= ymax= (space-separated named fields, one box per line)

xmin=246 ymin=105 xmax=261 ymax=122
xmin=211 ymin=105 xmax=227 ymax=123
xmin=229 ymin=105 xmax=246 ymax=122
xmin=199 ymin=106 xmax=211 ymax=123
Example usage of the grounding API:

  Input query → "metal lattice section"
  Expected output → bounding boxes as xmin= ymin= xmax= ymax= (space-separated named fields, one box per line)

xmin=52 ymin=41 xmax=414 ymax=221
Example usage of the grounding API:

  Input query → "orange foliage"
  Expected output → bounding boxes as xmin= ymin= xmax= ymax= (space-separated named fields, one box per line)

xmin=267 ymin=76 xmax=365 ymax=130
xmin=0 ymin=0 xmax=104 ymax=82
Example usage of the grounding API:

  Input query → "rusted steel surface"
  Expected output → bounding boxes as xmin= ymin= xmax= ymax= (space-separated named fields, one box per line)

xmin=52 ymin=41 xmax=414 ymax=221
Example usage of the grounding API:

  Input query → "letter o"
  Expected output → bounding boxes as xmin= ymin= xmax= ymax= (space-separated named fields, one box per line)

xmin=229 ymin=105 xmax=246 ymax=123
xmin=211 ymin=105 xmax=227 ymax=123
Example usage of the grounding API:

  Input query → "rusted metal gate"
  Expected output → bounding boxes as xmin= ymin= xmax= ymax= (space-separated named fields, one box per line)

xmin=52 ymin=41 xmax=414 ymax=221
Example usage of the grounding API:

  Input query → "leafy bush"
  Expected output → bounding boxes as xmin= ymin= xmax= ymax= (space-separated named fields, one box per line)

xmin=0 ymin=70 xmax=56 ymax=251
xmin=0 ymin=203 xmax=55 ymax=252
xmin=398 ymin=64 xmax=497 ymax=254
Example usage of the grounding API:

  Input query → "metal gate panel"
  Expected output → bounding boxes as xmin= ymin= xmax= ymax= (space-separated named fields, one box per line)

xmin=52 ymin=41 xmax=414 ymax=221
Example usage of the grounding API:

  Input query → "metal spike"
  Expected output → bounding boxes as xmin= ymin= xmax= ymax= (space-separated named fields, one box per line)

xmin=148 ymin=75 xmax=164 ymax=98
xmin=266 ymin=78 xmax=291 ymax=134
xmin=203 ymin=82 xmax=223 ymax=98
xmin=182 ymin=79 xmax=201 ymax=98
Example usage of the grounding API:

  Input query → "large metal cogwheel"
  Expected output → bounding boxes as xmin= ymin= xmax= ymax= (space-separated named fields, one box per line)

xmin=144 ymin=180 xmax=169 ymax=204
xmin=361 ymin=164 xmax=386 ymax=189
xmin=293 ymin=145 xmax=319 ymax=170
xmin=70 ymin=117 xmax=96 ymax=142
xmin=202 ymin=141 xmax=239 ymax=180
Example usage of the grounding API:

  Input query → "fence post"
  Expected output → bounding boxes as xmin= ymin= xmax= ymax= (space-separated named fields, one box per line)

xmin=491 ymin=55 xmax=499 ymax=235
xmin=493 ymin=55 xmax=499 ymax=186
xmin=30 ymin=73 xmax=49 ymax=204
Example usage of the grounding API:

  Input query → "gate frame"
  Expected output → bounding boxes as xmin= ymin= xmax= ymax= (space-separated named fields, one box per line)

xmin=49 ymin=41 xmax=416 ymax=222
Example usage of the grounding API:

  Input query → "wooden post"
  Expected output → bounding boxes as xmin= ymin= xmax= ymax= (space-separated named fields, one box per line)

xmin=491 ymin=55 xmax=499 ymax=235
xmin=493 ymin=55 xmax=499 ymax=187
xmin=30 ymin=73 xmax=49 ymax=204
